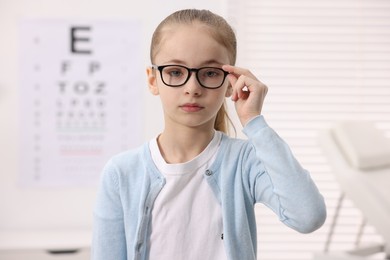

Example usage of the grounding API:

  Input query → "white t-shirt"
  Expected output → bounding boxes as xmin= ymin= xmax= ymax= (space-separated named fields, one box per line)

xmin=148 ymin=131 xmax=227 ymax=260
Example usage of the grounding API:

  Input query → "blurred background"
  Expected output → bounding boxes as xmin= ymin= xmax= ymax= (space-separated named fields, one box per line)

xmin=0 ymin=0 xmax=389 ymax=259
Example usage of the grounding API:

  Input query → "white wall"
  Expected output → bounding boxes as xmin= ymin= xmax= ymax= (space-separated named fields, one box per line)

xmin=0 ymin=0 xmax=226 ymax=249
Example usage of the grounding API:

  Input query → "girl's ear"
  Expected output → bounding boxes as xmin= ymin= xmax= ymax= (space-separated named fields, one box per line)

xmin=147 ymin=67 xmax=159 ymax=95
xmin=225 ymin=84 xmax=233 ymax=98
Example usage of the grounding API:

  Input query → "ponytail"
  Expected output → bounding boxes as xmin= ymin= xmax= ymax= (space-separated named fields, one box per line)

xmin=214 ymin=102 xmax=235 ymax=136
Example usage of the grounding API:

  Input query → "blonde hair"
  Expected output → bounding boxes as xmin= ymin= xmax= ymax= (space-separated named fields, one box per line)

xmin=150 ymin=9 xmax=236 ymax=134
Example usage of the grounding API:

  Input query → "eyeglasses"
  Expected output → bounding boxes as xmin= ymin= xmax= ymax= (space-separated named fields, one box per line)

xmin=152 ymin=64 xmax=229 ymax=89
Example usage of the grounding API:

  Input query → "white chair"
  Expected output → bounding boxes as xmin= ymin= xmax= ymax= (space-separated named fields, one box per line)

xmin=315 ymin=121 xmax=390 ymax=260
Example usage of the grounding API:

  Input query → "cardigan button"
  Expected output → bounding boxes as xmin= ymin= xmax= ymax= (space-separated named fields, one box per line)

xmin=205 ymin=170 xmax=213 ymax=176
xmin=136 ymin=242 xmax=143 ymax=251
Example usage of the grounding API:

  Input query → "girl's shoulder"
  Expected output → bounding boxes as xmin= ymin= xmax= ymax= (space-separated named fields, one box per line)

xmin=111 ymin=143 xmax=147 ymax=162
xmin=219 ymin=133 xmax=253 ymax=158
xmin=221 ymin=132 xmax=250 ymax=146
xmin=104 ymin=142 xmax=152 ymax=177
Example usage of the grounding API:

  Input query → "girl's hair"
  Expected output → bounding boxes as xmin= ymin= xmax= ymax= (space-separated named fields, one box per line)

xmin=150 ymin=9 xmax=236 ymax=135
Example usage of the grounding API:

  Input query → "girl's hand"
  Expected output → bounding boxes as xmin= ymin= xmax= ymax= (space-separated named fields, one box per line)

xmin=222 ymin=65 xmax=268 ymax=127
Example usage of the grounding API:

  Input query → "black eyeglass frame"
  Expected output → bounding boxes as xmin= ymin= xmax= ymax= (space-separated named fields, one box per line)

xmin=152 ymin=64 xmax=229 ymax=89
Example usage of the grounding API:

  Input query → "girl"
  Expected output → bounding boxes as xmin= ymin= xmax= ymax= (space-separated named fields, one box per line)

xmin=92 ymin=9 xmax=326 ymax=260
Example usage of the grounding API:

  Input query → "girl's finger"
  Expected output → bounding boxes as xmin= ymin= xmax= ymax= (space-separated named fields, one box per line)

xmin=233 ymin=75 xmax=247 ymax=99
xmin=222 ymin=64 xmax=257 ymax=80
xmin=236 ymin=76 xmax=259 ymax=99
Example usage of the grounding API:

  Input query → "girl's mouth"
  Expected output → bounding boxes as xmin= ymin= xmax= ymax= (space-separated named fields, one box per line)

xmin=180 ymin=103 xmax=204 ymax=112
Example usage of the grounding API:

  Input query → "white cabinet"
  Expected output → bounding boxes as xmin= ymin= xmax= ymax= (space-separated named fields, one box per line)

xmin=0 ymin=248 xmax=90 ymax=260
xmin=0 ymin=230 xmax=91 ymax=260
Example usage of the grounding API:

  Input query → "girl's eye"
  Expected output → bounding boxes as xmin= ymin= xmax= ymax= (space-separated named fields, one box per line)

xmin=206 ymin=71 xmax=217 ymax=77
xmin=203 ymin=69 xmax=221 ymax=78
xmin=170 ymin=70 xmax=183 ymax=77
xmin=164 ymin=67 xmax=185 ymax=78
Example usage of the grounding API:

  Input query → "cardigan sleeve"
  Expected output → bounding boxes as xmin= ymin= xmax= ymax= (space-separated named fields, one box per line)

xmin=91 ymin=160 xmax=127 ymax=260
xmin=243 ymin=115 xmax=327 ymax=233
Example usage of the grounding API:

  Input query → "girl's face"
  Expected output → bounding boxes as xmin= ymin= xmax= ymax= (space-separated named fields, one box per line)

xmin=147 ymin=23 xmax=232 ymax=131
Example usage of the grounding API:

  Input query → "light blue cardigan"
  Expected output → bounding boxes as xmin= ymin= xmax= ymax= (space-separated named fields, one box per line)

xmin=92 ymin=116 xmax=326 ymax=260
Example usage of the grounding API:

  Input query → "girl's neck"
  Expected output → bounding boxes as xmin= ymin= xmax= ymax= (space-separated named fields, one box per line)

xmin=157 ymin=126 xmax=215 ymax=164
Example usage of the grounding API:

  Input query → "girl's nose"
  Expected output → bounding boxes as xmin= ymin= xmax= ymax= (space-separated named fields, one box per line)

xmin=184 ymin=72 xmax=202 ymax=96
